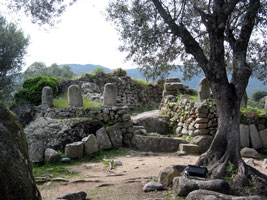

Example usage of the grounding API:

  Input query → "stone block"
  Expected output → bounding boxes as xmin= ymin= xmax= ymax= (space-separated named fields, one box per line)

xmin=68 ymin=85 xmax=83 ymax=107
xmin=179 ymin=144 xmax=200 ymax=154
xmin=240 ymin=147 xmax=260 ymax=159
xmin=107 ymin=124 xmax=122 ymax=149
xmin=159 ymin=165 xmax=186 ymax=187
xmin=249 ymin=124 xmax=262 ymax=149
xmin=65 ymin=142 xmax=84 ymax=159
xmin=259 ymin=129 xmax=267 ymax=150
xmin=45 ymin=148 xmax=61 ymax=163
xmin=240 ymin=124 xmax=250 ymax=148
xmin=42 ymin=86 xmax=53 ymax=107
xmin=96 ymin=128 xmax=112 ymax=150
xmin=82 ymin=134 xmax=98 ymax=155
xmin=103 ymin=83 xmax=117 ymax=106
xmin=191 ymin=135 xmax=213 ymax=154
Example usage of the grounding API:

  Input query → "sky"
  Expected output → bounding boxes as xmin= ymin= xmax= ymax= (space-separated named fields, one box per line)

xmin=3 ymin=0 xmax=136 ymax=71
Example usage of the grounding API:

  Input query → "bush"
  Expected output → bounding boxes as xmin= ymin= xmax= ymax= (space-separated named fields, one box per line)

xmin=14 ymin=76 xmax=58 ymax=105
xmin=112 ymin=68 xmax=127 ymax=76
xmin=252 ymin=91 xmax=267 ymax=102
xmin=93 ymin=68 xmax=104 ymax=75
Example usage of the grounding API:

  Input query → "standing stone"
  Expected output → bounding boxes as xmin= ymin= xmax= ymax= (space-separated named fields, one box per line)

xmin=198 ymin=78 xmax=210 ymax=101
xmin=265 ymin=96 xmax=267 ymax=114
xmin=259 ymin=129 xmax=267 ymax=150
xmin=96 ymin=128 xmax=112 ymax=150
xmin=241 ymin=91 xmax=248 ymax=108
xmin=68 ymin=85 xmax=83 ymax=107
xmin=42 ymin=86 xmax=53 ymax=107
xmin=249 ymin=124 xmax=263 ymax=149
xmin=103 ymin=83 xmax=117 ymax=106
xmin=240 ymin=124 xmax=250 ymax=148
xmin=82 ymin=134 xmax=99 ymax=155
xmin=65 ymin=142 xmax=84 ymax=159
xmin=0 ymin=101 xmax=41 ymax=200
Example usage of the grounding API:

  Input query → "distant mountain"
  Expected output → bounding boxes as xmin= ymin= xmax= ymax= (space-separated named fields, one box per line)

xmin=59 ymin=64 xmax=112 ymax=74
xmin=61 ymin=64 xmax=266 ymax=97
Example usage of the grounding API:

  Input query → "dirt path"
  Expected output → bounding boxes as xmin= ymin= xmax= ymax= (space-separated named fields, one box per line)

xmin=38 ymin=151 xmax=267 ymax=200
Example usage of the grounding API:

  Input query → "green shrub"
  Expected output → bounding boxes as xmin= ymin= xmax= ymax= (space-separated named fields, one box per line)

xmin=132 ymin=78 xmax=150 ymax=87
xmin=93 ymin=68 xmax=104 ymax=75
xmin=112 ymin=68 xmax=127 ymax=76
xmin=15 ymin=76 xmax=58 ymax=105
xmin=252 ymin=91 xmax=267 ymax=102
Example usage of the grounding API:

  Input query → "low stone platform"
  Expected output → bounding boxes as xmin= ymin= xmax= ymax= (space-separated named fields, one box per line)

xmin=132 ymin=135 xmax=187 ymax=152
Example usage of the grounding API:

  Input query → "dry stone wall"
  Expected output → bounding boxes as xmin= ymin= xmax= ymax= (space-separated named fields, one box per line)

xmin=160 ymin=97 xmax=218 ymax=137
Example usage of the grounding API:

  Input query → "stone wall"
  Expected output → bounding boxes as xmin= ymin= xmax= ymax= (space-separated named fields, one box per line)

xmin=160 ymin=96 xmax=218 ymax=137
xmin=58 ymin=72 xmax=163 ymax=109
xmin=160 ymin=95 xmax=267 ymax=137
xmin=36 ymin=105 xmax=131 ymax=125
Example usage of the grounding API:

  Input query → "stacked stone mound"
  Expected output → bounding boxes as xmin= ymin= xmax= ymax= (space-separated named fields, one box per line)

xmin=161 ymin=97 xmax=217 ymax=154
xmin=162 ymin=78 xmax=196 ymax=97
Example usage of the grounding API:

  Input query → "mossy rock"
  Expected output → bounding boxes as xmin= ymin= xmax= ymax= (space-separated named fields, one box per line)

xmin=0 ymin=101 xmax=41 ymax=200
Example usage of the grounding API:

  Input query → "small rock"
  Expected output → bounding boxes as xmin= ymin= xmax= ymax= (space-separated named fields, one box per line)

xmin=240 ymin=147 xmax=260 ymax=159
xmin=45 ymin=148 xmax=62 ymax=163
xmin=57 ymin=191 xmax=87 ymax=200
xmin=143 ymin=180 xmax=164 ymax=192
xmin=245 ymin=158 xmax=255 ymax=167
xmin=65 ymin=142 xmax=84 ymax=159
xmin=84 ymin=164 xmax=97 ymax=169
xmin=114 ymin=160 xmax=123 ymax=167
xmin=263 ymin=159 xmax=267 ymax=169
xmin=159 ymin=165 xmax=186 ymax=187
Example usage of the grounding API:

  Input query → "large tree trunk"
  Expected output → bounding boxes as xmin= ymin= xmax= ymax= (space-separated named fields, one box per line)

xmin=196 ymin=82 xmax=267 ymax=196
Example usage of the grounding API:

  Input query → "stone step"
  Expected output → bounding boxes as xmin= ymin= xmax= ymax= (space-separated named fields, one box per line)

xmin=179 ymin=144 xmax=200 ymax=155
xmin=132 ymin=135 xmax=188 ymax=152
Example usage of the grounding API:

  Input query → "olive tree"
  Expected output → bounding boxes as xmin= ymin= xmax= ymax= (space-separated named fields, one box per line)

xmin=0 ymin=16 xmax=29 ymax=104
xmin=107 ymin=0 xmax=267 ymax=194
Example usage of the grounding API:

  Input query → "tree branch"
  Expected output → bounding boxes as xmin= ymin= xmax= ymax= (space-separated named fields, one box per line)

xmin=223 ymin=0 xmax=241 ymax=16
xmin=151 ymin=0 xmax=209 ymax=71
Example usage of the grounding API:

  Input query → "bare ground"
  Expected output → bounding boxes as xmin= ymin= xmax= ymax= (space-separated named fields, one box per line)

xmin=38 ymin=151 xmax=267 ymax=200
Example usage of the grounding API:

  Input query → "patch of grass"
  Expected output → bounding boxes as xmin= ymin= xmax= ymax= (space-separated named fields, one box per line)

xmin=83 ymin=98 xmax=101 ymax=108
xmin=240 ymin=106 xmax=265 ymax=115
xmin=53 ymin=92 xmax=68 ymax=108
xmin=223 ymin=161 xmax=236 ymax=183
xmin=132 ymin=78 xmax=151 ymax=87
xmin=53 ymin=93 xmax=101 ymax=108
xmin=32 ymin=162 xmax=79 ymax=179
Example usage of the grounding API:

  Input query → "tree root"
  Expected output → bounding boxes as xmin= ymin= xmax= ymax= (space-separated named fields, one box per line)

xmin=196 ymin=153 xmax=267 ymax=197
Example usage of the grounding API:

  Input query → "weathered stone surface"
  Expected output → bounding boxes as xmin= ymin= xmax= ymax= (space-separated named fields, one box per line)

xmin=165 ymin=77 xmax=181 ymax=83
xmin=25 ymin=117 xmax=102 ymax=163
xmin=259 ymin=129 xmax=267 ymax=150
xmin=159 ymin=165 xmax=186 ymax=187
xmin=249 ymin=124 xmax=262 ymax=149
xmin=241 ymin=147 xmax=260 ymax=159
xmin=198 ymin=78 xmax=210 ymax=101
xmin=11 ymin=104 xmax=36 ymax=127
xmin=57 ymin=191 xmax=87 ymax=200
xmin=96 ymin=127 xmax=112 ymax=150
xmin=45 ymin=148 xmax=61 ymax=163
xmin=68 ymin=85 xmax=83 ymax=107
xmin=263 ymin=159 xmax=267 ymax=169
xmin=0 ymin=101 xmax=41 ymax=200
xmin=245 ymin=158 xmax=255 ymax=167
xmin=132 ymin=135 xmax=187 ymax=152
xmin=82 ymin=134 xmax=98 ymax=155
xmin=42 ymin=86 xmax=53 ymax=107
xmin=65 ymin=142 xmax=84 ymax=159
xmin=103 ymin=83 xmax=117 ymax=106
xmin=143 ymin=180 xmax=164 ymax=192
xmin=185 ymin=190 xmax=261 ymax=200
xmin=81 ymin=82 xmax=100 ymax=93
xmin=179 ymin=144 xmax=200 ymax=155
xmin=191 ymin=135 xmax=213 ymax=154
xmin=240 ymin=124 xmax=250 ymax=148
xmin=107 ymin=123 xmax=123 ymax=148
xmin=131 ymin=110 xmax=169 ymax=135
xmin=173 ymin=177 xmax=229 ymax=197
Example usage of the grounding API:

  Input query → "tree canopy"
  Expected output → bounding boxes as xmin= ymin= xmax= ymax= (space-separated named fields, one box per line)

xmin=0 ymin=15 xmax=29 ymax=104
xmin=107 ymin=0 xmax=267 ymax=195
